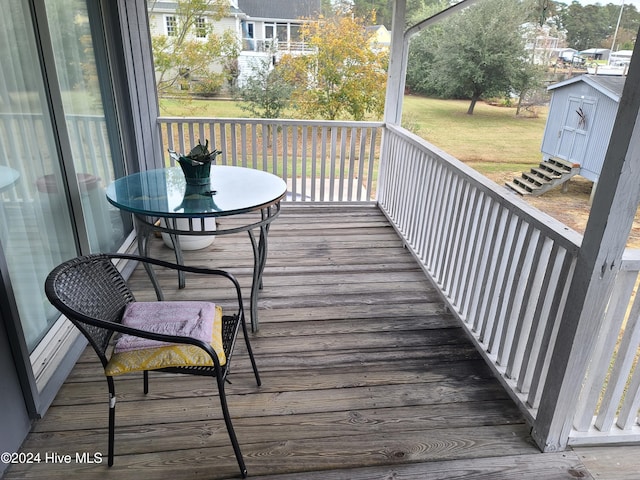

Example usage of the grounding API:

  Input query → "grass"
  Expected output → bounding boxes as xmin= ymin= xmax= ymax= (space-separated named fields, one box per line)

xmin=401 ymin=95 xmax=548 ymax=172
xmin=159 ymin=97 xmax=248 ymax=118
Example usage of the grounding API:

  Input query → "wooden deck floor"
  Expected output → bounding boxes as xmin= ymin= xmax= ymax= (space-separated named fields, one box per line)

xmin=4 ymin=204 xmax=613 ymax=479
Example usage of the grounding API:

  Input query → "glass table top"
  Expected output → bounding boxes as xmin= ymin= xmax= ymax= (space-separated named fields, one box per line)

xmin=0 ymin=166 xmax=20 ymax=192
xmin=106 ymin=166 xmax=287 ymax=218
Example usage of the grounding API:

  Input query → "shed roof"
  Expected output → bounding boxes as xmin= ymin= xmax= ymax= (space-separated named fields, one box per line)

xmin=237 ymin=0 xmax=320 ymax=20
xmin=548 ymin=74 xmax=626 ymax=102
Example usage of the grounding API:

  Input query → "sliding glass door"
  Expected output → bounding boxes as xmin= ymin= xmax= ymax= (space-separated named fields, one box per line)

xmin=45 ymin=0 xmax=128 ymax=255
xmin=0 ymin=0 xmax=129 ymax=367
xmin=0 ymin=0 xmax=79 ymax=352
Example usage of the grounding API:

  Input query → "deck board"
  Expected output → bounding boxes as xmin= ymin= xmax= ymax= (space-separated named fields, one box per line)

xmin=4 ymin=204 xmax=609 ymax=479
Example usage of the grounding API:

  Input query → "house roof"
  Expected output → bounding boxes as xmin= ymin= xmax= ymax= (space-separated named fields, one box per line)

xmin=581 ymin=48 xmax=610 ymax=55
xmin=151 ymin=2 xmax=243 ymax=15
xmin=237 ymin=0 xmax=320 ymax=20
xmin=548 ymin=74 xmax=626 ymax=102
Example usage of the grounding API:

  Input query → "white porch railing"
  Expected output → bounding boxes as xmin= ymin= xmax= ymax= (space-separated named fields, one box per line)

xmin=241 ymin=38 xmax=314 ymax=53
xmin=158 ymin=117 xmax=382 ymax=202
xmin=377 ymin=124 xmax=640 ymax=447
xmin=570 ymin=249 xmax=640 ymax=445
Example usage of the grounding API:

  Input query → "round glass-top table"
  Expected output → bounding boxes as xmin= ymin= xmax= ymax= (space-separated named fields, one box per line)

xmin=106 ymin=165 xmax=286 ymax=218
xmin=0 ymin=166 xmax=20 ymax=192
xmin=107 ymin=166 xmax=287 ymax=331
xmin=0 ymin=167 xmax=20 ymax=246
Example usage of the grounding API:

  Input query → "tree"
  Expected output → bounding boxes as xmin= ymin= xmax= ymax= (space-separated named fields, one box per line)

xmin=406 ymin=0 xmax=449 ymax=94
xmin=278 ymin=10 xmax=388 ymax=120
xmin=353 ymin=0 xmax=393 ymax=28
xmin=558 ymin=2 xmax=611 ymax=51
xmin=555 ymin=1 xmax=640 ymax=51
xmin=513 ymin=62 xmax=546 ymax=117
xmin=149 ymin=0 xmax=238 ymax=95
xmin=408 ymin=0 xmax=530 ymax=115
xmin=234 ymin=57 xmax=292 ymax=119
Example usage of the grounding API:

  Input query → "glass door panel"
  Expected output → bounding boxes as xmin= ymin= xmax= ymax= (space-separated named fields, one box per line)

xmin=0 ymin=0 xmax=129 ymax=353
xmin=0 ymin=0 xmax=78 ymax=351
xmin=45 ymin=0 xmax=127 ymax=254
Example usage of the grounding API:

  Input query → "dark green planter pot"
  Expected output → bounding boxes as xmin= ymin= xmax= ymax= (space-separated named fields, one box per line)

xmin=178 ymin=157 xmax=211 ymax=186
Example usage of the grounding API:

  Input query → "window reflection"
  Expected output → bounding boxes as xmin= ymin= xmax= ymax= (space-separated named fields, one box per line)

xmin=46 ymin=0 xmax=125 ymax=254
xmin=0 ymin=1 xmax=77 ymax=351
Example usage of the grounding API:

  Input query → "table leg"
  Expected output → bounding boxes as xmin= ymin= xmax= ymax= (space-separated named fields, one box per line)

xmin=135 ymin=216 xmax=164 ymax=300
xmin=247 ymin=211 xmax=271 ymax=332
xmin=165 ymin=218 xmax=186 ymax=289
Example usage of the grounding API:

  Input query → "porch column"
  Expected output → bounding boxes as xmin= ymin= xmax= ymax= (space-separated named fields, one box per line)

xmin=383 ymin=0 xmax=480 ymax=126
xmin=114 ymin=0 xmax=163 ymax=171
xmin=383 ymin=0 xmax=407 ymax=126
xmin=532 ymin=35 xmax=640 ymax=451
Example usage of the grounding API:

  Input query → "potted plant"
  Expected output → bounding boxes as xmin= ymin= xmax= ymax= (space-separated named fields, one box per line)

xmin=163 ymin=140 xmax=221 ymax=250
xmin=169 ymin=140 xmax=221 ymax=186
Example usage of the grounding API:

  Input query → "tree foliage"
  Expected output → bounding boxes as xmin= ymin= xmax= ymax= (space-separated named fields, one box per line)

xmin=278 ymin=10 xmax=388 ymax=121
xmin=407 ymin=0 xmax=531 ymax=115
xmin=554 ymin=1 xmax=640 ymax=51
xmin=352 ymin=0 xmax=394 ymax=28
xmin=149 ymin=0 xmax=238 ymax=95
xmin=234 ymin=57 xmax=293 ymax=119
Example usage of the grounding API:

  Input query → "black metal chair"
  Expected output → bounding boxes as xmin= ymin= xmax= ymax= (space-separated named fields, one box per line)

xmin=44 ymin=253 xmax=261 ymax=478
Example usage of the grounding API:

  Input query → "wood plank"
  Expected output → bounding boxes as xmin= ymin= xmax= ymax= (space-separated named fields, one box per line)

xmin=10 ymin=425 xmax=539 ymax=479
xmin=33 ymin=376 xmax=513 ymax=432
xmin=23 ymin=400 xmax=525 ymax=454
xmin=53 ymin=359 xmax=498 ymax=405
xmin=573 ymin=446 xmax=640 ymax=480
xmin=249 ymin=452 xmax=593 ymax=480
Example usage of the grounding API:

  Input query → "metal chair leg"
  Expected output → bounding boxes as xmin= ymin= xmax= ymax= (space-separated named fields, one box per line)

xmin=107 ymin=377 xmax=116 ymax=467
xmin=143 ymin=370 xmax=149 ymax=394
xmin=240 ymin=315 xmax=261 ymax=387
xmin=216 ymin=375 xmax=247 ymax=478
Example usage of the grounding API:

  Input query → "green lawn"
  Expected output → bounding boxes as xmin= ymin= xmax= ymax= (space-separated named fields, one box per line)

xmin=159 ymin=97 xmax=248 ymax=118
xmin=401 ymin=95 xmax=547 ymax=175
xmin=158 ymin=95 xmax=547 ymax=178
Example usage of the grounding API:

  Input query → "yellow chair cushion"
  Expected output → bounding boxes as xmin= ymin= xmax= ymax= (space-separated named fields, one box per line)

xmin=105 ymin=304 xmax=225 ymax=376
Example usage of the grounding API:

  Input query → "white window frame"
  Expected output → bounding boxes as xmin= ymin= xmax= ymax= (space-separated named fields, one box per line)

xmin=165 ymin=15 xmax=177 ymax=36
xmin=194 ymin=16 xmax=207 ymax=38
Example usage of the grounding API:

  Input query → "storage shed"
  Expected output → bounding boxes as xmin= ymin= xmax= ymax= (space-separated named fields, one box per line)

xmin=542 ymin=74 xmax=626 ymax=183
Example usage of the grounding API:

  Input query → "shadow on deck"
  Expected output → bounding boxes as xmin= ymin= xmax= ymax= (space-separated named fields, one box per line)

xmin=6 ymin=204 xmax=595 ymax=479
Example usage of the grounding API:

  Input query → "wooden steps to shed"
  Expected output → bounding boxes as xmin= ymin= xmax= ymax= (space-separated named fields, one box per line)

xmin=506 ymin=157 xmax=580 ymax=196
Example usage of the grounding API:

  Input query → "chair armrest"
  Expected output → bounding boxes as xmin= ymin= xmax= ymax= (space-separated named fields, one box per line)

xmin=103 ymin=253 xmax=244 ymax=314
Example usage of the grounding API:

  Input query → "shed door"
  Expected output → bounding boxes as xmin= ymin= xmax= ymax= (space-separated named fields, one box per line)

xmin=555 ymin=96 xmax=597 ymax=164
